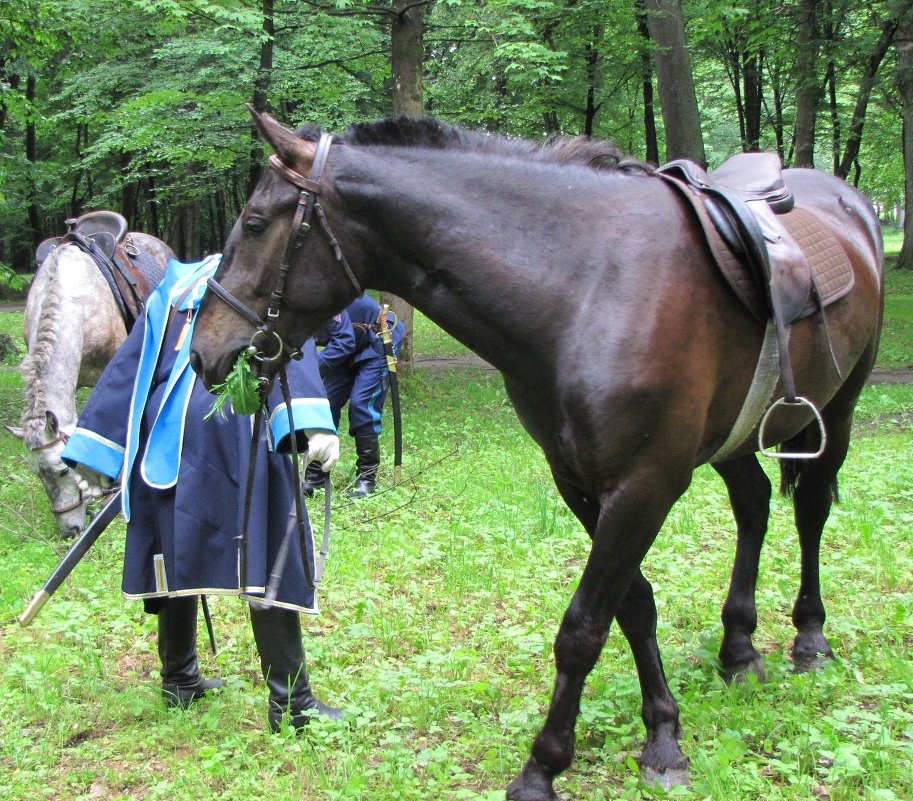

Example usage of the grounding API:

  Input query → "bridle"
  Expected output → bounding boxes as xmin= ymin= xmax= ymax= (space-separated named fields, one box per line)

xmin=25 ymin=427 xmax=85 ymax=515
xmin=203 ymin=132 xmax=360 ymax=595
xmin=205 ymin=133 xmax=361 ymax=373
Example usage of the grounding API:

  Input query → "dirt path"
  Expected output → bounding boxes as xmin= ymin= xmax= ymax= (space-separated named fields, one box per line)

xmin=3 ymin=303 xmax=910 ymax=384
xmin=415 ymin=355 xmax=913 ymax=385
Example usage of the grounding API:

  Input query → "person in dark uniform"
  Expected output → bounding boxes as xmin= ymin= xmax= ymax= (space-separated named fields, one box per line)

xmin=303 ymin=294 xmax=404 ymax=498
xmin=62 ymin=255 xmax=342 ymax=732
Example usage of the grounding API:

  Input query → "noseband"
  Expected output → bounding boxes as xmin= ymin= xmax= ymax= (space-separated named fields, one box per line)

xmin=205 ymin=132 xmax=361 ymax=370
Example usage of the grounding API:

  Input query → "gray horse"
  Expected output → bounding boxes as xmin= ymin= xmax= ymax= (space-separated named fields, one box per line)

xmin=7 ymin=226 xmax=174 ymax=536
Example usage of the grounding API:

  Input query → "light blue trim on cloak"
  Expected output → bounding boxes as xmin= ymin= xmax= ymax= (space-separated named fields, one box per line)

xmin=269 ymin=397 xmax=336 ymax=447
xmin=62 ymin=428 xmax=125 ymax=480
xmin=121 ymin=255 xmax=221 ymax=519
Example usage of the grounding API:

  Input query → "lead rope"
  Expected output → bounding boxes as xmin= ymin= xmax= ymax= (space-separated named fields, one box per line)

xmin=238 ymin=395 xmax=267 ymax=595
xmin=264 ymin=367 xmax=321 ymax=602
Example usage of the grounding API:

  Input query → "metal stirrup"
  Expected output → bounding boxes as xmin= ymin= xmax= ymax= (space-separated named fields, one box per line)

xmin=757 ymin=396 xmax=827 ymax=459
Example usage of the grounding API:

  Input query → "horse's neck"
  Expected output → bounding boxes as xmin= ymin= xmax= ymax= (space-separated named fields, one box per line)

xmin=21 ymin=253 xmax=89 ymax=436
xmin=349 ymin=151 xmax=578 ymax=370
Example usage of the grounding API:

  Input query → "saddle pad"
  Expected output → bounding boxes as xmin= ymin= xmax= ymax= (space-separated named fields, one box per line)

xmin=129 ymin=243 xmax=168 ymax=290
xmin=780 ymin=207 xmax=855 ymax=317
xmin=671 ymin=186 xmax=854 ymax=323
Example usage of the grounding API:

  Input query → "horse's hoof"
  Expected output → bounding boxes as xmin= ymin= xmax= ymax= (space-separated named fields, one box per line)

xmin=640 ymin=764 xmax=691 ymax=791
xmin=792 ymin=653 xmax=832 ymax=674
xmin=506 ymin=761 xmax=560 ymax=801
xmin=721 ymin=655 xmax=766 ymax=685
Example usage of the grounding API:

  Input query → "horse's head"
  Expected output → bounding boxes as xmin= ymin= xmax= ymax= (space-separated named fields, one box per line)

xmin=6 ymin=411 xmax=92 ymax=538
xmin=191 ymin=109 xmax=362 ymax=390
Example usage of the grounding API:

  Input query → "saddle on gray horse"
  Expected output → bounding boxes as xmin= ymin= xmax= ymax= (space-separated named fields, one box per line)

xmin=35 ymin=211 xmax=167 ymax=332
xmin=656 ymin=153 xmax=855 ymax=458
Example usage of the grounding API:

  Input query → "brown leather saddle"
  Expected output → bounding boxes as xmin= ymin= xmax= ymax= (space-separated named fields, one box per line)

xmin=655 ymin=153 xmax=858 ymax=458
xmin=656 ymin=154 xmax=853 ymax=405
xmin=35 ymin=211 xmax=165 ymax=331
xmin=657 ymin=154 xmax=854 ymax=324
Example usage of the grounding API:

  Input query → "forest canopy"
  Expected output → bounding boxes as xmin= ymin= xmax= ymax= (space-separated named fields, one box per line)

xmin=2 ymin=0 xmax=911 ymax=270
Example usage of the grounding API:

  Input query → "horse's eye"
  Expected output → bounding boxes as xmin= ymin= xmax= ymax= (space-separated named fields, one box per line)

xmin=246 ymin=216 xmax=268 ymax=234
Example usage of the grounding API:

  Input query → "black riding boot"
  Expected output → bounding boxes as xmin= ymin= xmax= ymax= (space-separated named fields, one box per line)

xmin=301 ymin=461 xmax=327 ymax=498
xmin=349 ymin=434 xmax=380 ymax=498
xmin=158 ymin=596 xmax=225 ymax=708
xmin=249 ymin=604 xmax=342 ymax=731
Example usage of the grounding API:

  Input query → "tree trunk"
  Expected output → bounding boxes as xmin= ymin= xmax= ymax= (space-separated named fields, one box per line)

xmin=636 ymin=2 xmax=660 ymax=164
xmin=836 ymin=17 xmax=898 ymax=180
xmin=768 ymin=60 xmax=786 ymax=159
xmin=384 ymin=0 xmax=430 ymax=371
xmin=147 ymin=164 xmax=160 ymax=237
xmin=583 ymin=31 xmax=601 ymax=137
xmin=742 ymin=49 xmax=763 ymax=151
xmin=26 ymin=74 xmax=43 ymax=248
xmin=897 ymin=11 xmax=913 ymax=269
xmin=793 ymin=0 xmax=819 ymax=167
xmin=643 ymin=0 xmax=705 ymax=165
xmin=247 ymin=0 xmax=274 ymax=197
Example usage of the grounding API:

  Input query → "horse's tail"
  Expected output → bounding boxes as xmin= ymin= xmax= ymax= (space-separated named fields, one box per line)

xmin=778 ymin=428 xmax=840 ymax=503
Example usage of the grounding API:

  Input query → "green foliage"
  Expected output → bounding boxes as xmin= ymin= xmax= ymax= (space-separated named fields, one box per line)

xmin=205 ymin=348 xmax=263 ymax=419
xmin=879 ymin=265 xmax=913 ymax=368
xmin=0 ymin=0 xmax=908 ymax=269
xmin=1 ymin=332 xmax=912 ymax=799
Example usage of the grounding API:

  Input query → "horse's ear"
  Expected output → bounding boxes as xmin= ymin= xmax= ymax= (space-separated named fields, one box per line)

xmin=4 ymin=425 xmax=25 ymax=441
xmin=246 ymin=105 xmax=316 ymax=175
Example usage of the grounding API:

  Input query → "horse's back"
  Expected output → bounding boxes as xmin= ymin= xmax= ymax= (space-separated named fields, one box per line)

xmin=128 ymin=231 xmax=177 ymax=267
xmin=783 ymin=168 xmax=884 ymax=287
xmin=23 ymin=242 xmax=128 ymax=385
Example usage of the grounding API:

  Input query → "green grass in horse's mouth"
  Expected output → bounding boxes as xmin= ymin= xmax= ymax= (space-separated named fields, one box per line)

xmin=205 ymin=349 xmax=263 ymax=418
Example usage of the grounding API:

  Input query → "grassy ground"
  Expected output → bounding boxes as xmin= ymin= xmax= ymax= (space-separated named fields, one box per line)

xmin=0 ymin=235 xmax=911 ymax=801
xmin=879 ymin=227 xmax=913 ymax=369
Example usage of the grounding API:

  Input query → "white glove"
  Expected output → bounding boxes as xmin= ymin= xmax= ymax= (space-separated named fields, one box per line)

xmin=304 ymin=430 xmax=339 ymax=472
xmin=74 ymin=466 xmax=114 ymax=500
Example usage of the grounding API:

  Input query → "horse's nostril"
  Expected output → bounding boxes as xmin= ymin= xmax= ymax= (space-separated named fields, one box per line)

xmin=189 ymin=350 xmax=201 ymax=372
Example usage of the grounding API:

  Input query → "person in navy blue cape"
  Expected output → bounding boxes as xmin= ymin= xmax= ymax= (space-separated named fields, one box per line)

xmin=304 ymin=294 xmax=404 ymax=498
xmin=62 ymin=255 xmax=343 ymax=731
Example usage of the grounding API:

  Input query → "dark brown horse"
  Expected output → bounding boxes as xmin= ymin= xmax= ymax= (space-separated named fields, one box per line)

xmin=190 ymin=111 xmax=883 ymax=800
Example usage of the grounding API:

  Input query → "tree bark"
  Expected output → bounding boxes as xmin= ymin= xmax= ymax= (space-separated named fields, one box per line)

xmin=384 ymin=0 xmax=431 ymax=371
xmin=741 ymin=49 xmax=763 ymax=151
xmin=247 ymin=0 xmax=274 ymax=197
xmin=26 ymin=74 xmax=43 ymax=248
xmin=636 ymin=1 xmax=660 ymax=164
xmin=897 ymin=10 xmax=913 ymax=269
xmin=793 ymin=0 xmax=819 ymax=167
xmin=583 ymin=30 xmax=602 ymax=137
xmin=643 ymin=0 xmax=705 ymax=165
xmin=836 ymin=17 xmax=898 ymax=180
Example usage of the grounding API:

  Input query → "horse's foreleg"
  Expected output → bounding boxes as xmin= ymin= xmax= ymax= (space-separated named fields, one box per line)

xmin=507 ymin=475 xmax=685 ymax=801
xmin=614 ymin=571 xmax=689 ymax=788
xmin=713 ymin=455 xmax=772 ymax=682
xmin=546 ymin=477 xmax=688 ymax=788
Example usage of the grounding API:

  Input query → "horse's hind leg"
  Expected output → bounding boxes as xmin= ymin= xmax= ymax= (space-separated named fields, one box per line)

xmin=782 ymin=404 xmax=855 ymax=671
xmin=713 ymin=455 xmax=772 ymax=683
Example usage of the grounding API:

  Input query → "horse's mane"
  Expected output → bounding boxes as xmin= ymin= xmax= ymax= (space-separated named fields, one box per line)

xmin=296 ymin=117 xmax=653 ymax=174
xmin=18 ymin=253 xmax=64 ymax=443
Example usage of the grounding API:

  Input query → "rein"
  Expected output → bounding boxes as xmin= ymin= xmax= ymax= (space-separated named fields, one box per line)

xmin=205 ymin=133 xmax=355 ymax=599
